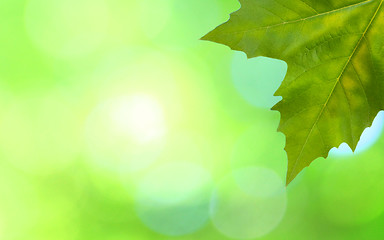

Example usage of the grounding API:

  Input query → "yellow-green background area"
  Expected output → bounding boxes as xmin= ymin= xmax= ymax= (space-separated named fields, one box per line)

xmin=1 ymin=0 xmax=384 ymax=239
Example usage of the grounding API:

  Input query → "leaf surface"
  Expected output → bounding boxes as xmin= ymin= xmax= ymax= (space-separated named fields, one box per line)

xmin=202 ymin=0 xmax=384 ymax=184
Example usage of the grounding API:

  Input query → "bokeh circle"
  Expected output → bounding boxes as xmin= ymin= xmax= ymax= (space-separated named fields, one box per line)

xmin=135 ymin=161 xmax=212 ymax=236
xmin=210 ymin=167 xmax=287 ymax=239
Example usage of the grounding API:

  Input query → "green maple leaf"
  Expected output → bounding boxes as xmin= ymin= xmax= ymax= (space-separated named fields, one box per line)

xmin=202 ymin=0 xmax=384 ymax=185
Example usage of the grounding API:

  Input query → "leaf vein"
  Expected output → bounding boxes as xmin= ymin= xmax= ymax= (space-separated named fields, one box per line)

xmin=225 ymin=0 xmax=374 ymax=35
xmin=287 ymin=0 xmax=384 ymax=182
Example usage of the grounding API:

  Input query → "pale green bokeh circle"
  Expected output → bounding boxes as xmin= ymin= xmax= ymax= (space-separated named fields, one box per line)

xmin=210 ymin=167 xmax=287 ymax=239
xmin=25 ymin=0 xmax=110 ymax=58
xmin=231 ymin=53 xmax=287 ymax=109
xmin=231 ymin=120 xmax=286 ymax=180
xmin=135 ymin=162 xmax=212 ymax=236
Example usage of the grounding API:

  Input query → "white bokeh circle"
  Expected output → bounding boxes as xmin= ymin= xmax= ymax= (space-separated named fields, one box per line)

xmin=135 ymin=162 xmax=212 ymax=236
xmin=85 ymin=94 xmax=166 ymax=173
xmin=210 ymin=167 xmax=287 ymax=239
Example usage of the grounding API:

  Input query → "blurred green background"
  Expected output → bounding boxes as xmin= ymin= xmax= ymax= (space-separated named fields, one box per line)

xmin=1 ymin=0 xmax=384 ymax=239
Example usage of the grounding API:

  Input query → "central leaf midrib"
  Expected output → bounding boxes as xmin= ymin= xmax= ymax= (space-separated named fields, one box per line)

xmin=287 ymin=0 xmax=384 ymax=183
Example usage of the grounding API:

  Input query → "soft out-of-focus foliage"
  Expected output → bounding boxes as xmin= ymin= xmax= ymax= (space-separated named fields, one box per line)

xmin=1 ymin=0 xmax=384 ymax=239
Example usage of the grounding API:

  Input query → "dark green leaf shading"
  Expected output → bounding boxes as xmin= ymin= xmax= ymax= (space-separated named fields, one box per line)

xmin=203 ymin=0 xmax=384 ymax=184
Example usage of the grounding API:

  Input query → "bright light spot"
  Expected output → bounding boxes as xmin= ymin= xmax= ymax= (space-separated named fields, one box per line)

xmin=85 ymin=94 xmax=166 ymax=173
xmin=110 ymin=95 xmax=165 ymax=143
xmin=330 ymin=111 xmax=384 ymax=157
xmin=135 ymin=162 xmax=212 ymax=236
xmin=210 ymin=167 xmax=286 ymax=239
xmin=93 ymin=50 xmax=184 ymax=123
xmin=231 ymin=52 xmax=286 ymax=109
xmin=25 ymin=0 xmax=109 ymax=58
